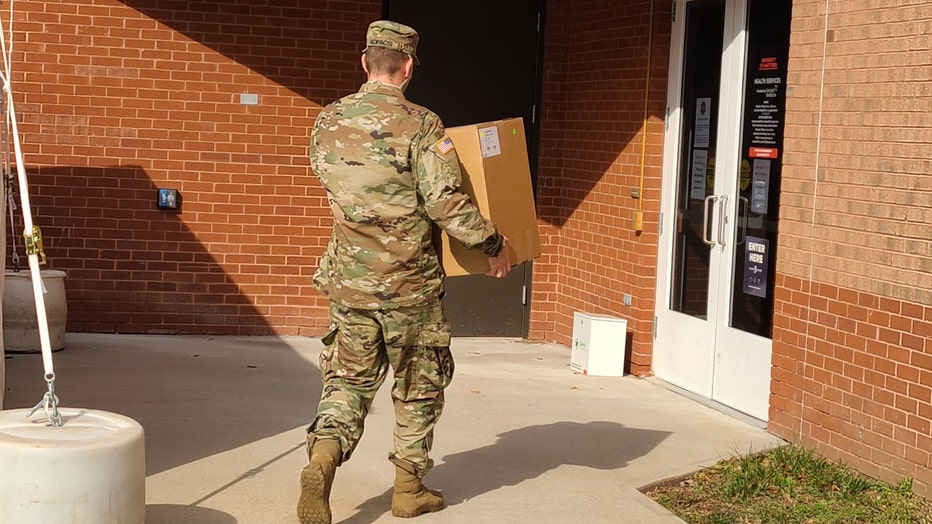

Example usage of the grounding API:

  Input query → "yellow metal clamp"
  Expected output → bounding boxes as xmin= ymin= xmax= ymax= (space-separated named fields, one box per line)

xmin=23 ymin=224 xmax=46 ymax=265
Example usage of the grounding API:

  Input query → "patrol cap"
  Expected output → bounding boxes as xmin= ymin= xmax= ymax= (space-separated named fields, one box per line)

xmin=365 ymin=20 xmax=420 ymax=64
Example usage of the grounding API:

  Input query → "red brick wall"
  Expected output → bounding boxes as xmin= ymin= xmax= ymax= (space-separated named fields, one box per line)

xmin=771 ymin=276 xmax=932 ymax=498
xmin=530 ymin=0 xmax=670 ymax=375
xmin=775 ymin=0 xmax=931 ymax=498
xmin=9 ymin=0 xmax=675 ymax=356
xmin=5 ymin=0 xmax=380 ymax=334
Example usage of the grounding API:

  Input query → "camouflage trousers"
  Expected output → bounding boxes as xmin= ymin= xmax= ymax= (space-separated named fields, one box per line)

xmin=308 ymin=298 xmax=454 ymax=477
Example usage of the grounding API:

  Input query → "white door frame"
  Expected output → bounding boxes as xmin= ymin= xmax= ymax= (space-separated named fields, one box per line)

xmin=653 ymin=0 xmax=772 ymax=421
xmin=653 ymin=0 xmax=701 ymax=397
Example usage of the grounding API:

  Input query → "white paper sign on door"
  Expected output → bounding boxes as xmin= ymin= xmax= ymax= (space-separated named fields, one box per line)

xmin=751 ymin=159 xmax=771 ymax=214
xmin=690 ymin=149 xmax=708 ymax=200
xmin=694 ymin=97 xmax=712 ymax=148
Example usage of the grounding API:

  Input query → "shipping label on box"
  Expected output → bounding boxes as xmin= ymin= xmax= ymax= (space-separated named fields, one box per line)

xmin=434 ymin=117 xmax=541 ymax=276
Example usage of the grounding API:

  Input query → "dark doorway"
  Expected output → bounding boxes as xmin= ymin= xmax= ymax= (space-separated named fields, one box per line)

xmin=384 ymin=1 xmax=544 ymax=336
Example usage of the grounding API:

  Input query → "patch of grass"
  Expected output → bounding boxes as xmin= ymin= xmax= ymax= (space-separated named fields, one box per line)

xmin=645 ymin=444 xmax=930 ymax=524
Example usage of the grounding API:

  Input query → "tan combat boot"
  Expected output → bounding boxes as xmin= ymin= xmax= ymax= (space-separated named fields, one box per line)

xmin=391 ymin=465 xmax=445 ymax=518
xmin=297 ymin=438 xmax=342 ymax=524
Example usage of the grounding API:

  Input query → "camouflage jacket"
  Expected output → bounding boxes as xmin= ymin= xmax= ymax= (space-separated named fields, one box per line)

xmin=310 ymin=80 xmax=496 ymax=309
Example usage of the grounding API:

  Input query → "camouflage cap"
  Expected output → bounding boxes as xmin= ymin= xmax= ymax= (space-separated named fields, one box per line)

xmin=365 ymin=20 xmax=420 ymax=64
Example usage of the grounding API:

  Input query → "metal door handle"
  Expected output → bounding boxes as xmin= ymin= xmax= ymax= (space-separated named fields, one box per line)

xmin=736 ymin=196 xmax=749 ymax=245
xmin=702 ymin=195 xmax=719 ymax=246
xmin=717 ymin=195 xmax=729 ymax=246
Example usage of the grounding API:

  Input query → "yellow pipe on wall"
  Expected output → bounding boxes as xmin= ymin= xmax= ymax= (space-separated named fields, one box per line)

xmin=635 ymin=0 xmax=655 ymax=232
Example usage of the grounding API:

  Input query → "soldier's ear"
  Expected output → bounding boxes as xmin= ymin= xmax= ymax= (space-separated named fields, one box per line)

xmin=361 ymin=52 xmax=369 ymax=75
xmin=402 ymin=57 xmax=414 ymax=79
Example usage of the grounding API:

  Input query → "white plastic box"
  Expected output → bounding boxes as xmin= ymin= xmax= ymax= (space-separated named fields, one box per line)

xmin=570 ymin=312 xmax=628 ymax=376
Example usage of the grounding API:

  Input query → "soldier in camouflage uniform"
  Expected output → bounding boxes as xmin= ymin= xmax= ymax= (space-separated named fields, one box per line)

xmin=297 ymin=20 xmax=512 ymax=524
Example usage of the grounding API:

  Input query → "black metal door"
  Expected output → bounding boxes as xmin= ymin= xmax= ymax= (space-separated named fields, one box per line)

xmin=384 ymin=1 xmax=543 ymax=336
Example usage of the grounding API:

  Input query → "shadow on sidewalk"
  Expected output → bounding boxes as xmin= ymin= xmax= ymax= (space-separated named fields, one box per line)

xmin=3 ymin=334 xmax=321 ymax=476
xmin=342 ymin=421 xmax=670 ymax=523
xmin=144 ymin=505 xmax=237 ymax=524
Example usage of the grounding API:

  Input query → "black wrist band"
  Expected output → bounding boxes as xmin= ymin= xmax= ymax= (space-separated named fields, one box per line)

xmin=478 ymin=232 xmax=505 ymax=257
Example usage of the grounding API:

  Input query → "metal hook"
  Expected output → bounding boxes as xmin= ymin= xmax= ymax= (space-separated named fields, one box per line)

xmin=26 ymin=375 xmax=63 ymax=427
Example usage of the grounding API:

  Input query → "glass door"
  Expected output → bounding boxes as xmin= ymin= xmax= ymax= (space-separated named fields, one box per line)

xmin=653 ymin=0 xmax=728 ymax=399
xmin=709 ymin=0 xmax=791 ymax=418
xmin=654 ymin=0 xmax=791 ymax=421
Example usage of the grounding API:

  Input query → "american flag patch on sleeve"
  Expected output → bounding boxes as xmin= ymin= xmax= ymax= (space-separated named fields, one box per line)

xmin=434 ymin=136 xmax=455 ymax=155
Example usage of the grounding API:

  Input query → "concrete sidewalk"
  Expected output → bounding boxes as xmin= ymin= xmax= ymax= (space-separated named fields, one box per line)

xmin=3 ymin=334 xmax=784 ymax=524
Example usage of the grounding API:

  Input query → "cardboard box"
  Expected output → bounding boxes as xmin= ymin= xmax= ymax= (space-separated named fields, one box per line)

xmin=434 ymin=117 xmax=541 ymax=276
xmin=570 ymin=312 xmax=628 ymax=376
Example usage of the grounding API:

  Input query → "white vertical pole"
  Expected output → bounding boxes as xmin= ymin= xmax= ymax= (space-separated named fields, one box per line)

xmin=3 ymin=84 xmax=53 ymax=379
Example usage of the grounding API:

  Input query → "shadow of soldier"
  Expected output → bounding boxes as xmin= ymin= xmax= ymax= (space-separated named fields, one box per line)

xmin=341 ymin=420 xmax=670 ymax=523
xmin=145 ymin=505 xmax=237 ymax=524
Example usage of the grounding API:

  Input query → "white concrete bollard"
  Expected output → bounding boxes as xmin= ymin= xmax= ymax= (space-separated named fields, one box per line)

xmin=0 ymin=408 xmax=145 ymax=523
xmin=2 ymin=269 xmax=68 ymax=353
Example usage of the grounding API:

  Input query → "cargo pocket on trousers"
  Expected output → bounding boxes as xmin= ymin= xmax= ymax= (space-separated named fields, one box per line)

xmin=417 ymin=325 xmax=454 ymax=396
xmin=318 ymin=327 xmax=339 ymax=380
